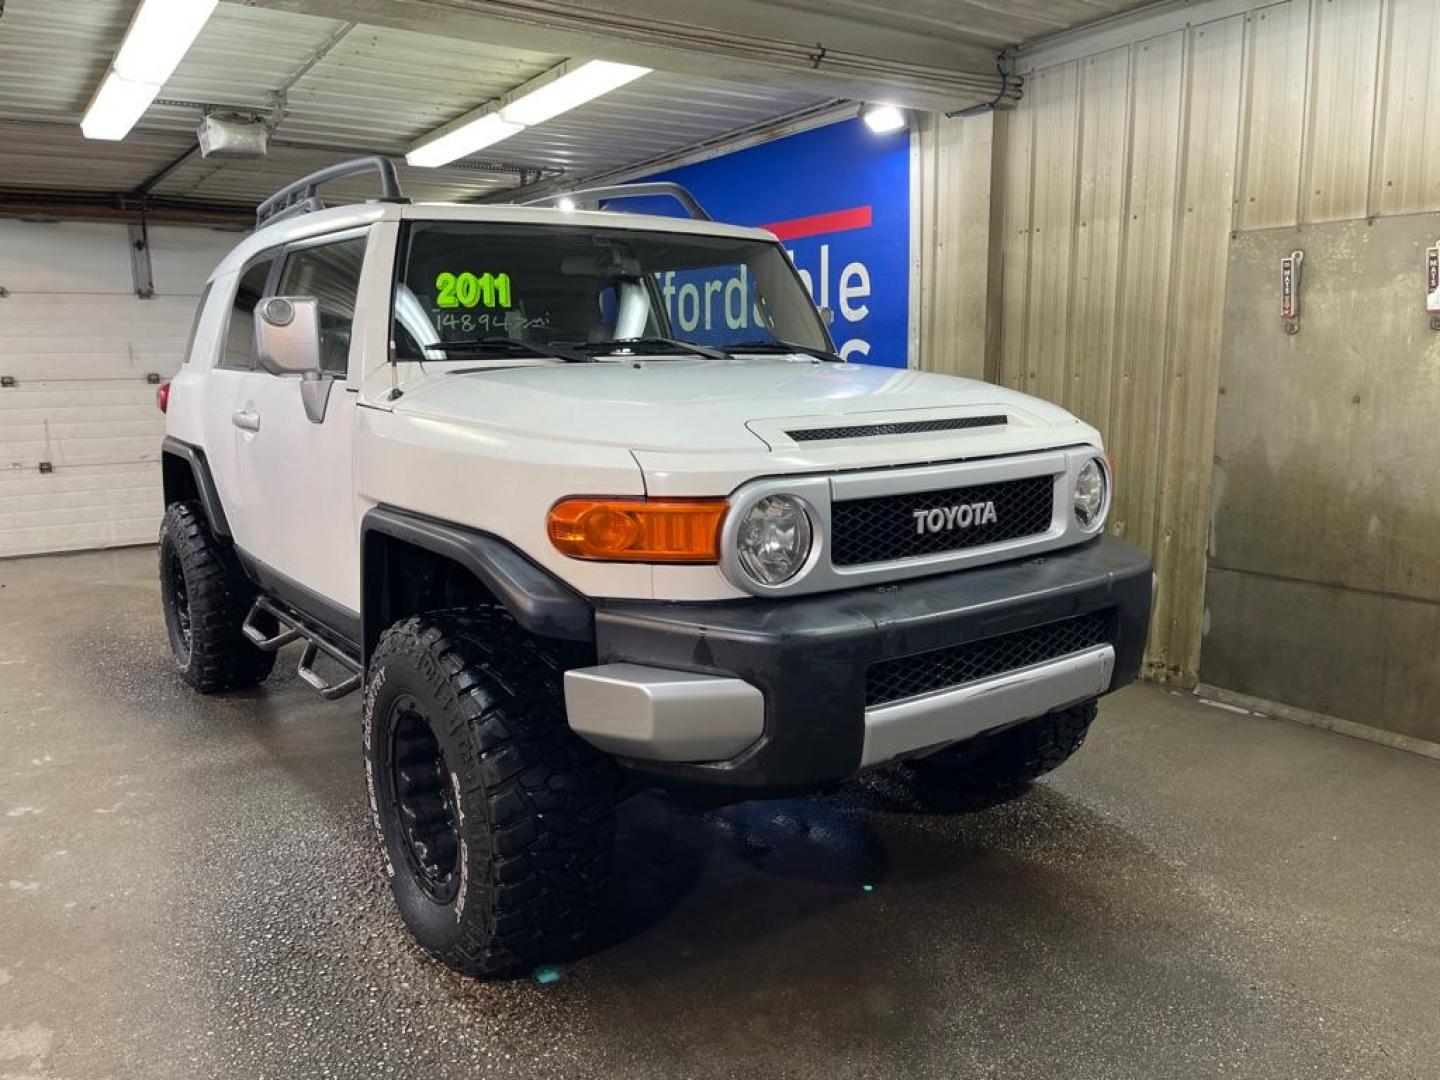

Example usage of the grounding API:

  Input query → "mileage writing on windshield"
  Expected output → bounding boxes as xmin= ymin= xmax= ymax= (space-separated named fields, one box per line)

xmin=435 ymin=311 xmax=552 ymax=335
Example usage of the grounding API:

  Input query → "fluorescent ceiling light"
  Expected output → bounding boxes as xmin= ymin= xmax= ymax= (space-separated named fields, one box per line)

xmin=406 ymin=113 xmax=525 ymax=168
xmin=407 ymin=59 xmax=651 ymax=168
xmin=81 ymin=0 xmax=219 ymax=141
xmin=113 ymin=0 xmax=219 ymax=83
xmin=862 ymin=104 xmax=906 ymax=134
xmin=500 ymin=60 xmax=650 ymax=126
xmin=81 ymin=72 xmax=164 ymax=141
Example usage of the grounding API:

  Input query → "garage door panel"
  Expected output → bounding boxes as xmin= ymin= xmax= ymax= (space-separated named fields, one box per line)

xmin=1 ymin=296 xmax=199 ymax=349
xmin=145 ymin=226 xmax=238 ymax=293
xmin=2 ymin=481 xmax=159 ymax=522
xmin=0 ymin=384 xmax=160 ymax=415
xmin=0 ymin=511 xmax=163 ymax=559
xmin=0 ymin=220 xmax=211 ymax=557
xmin=0 ymin=461 xmax=162 ymax=557
xmin=0 ymin=220 xmax=135 ymax=291
xmin=0 ymin=220 xmax=232 ymax=290
xmin=0 ymin=462 xmax=157 ymax=505
xmin=2 ymin=433 xmax=160 ymax=469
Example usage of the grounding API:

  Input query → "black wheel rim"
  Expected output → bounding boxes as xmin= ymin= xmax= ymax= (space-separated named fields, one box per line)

xmin=387 ymin=696 xmax=461 ymax=905
xmin=166 ymin=548 xmax=193 ymax=659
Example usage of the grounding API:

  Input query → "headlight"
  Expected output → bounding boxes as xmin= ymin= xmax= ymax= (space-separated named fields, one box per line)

xmin=1074 ymin=457 xmax=1107 ymax=529
xmin=736 ymin=495 xmax=813 ymax=585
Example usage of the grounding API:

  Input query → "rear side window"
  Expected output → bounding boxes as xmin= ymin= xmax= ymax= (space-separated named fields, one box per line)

xmin=220 ymin=258 xmax=273 ymax=370
xmin=276 ymin=236 xmax=367 ymax=375
xmin=181 ymin=283 xmax=212 ymax=364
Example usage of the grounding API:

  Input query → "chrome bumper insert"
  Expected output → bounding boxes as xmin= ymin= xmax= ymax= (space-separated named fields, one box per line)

xmin=860 ymin=644 xmax=1116 ymax=768
xmin=564 ymin=663 xmax=764 ymax=763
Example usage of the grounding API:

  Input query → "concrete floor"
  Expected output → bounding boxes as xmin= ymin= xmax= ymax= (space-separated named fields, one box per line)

xmin=1 ymin=548 xmax=1437 ymax=1080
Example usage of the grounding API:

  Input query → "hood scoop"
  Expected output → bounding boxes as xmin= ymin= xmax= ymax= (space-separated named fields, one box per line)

xmin=785 ymin=414 xmax=1008 ymax=443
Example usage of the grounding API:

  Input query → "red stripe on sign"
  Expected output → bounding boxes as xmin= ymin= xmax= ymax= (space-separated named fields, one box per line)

xmin=761 ymin=205 xmax=872 ymax=241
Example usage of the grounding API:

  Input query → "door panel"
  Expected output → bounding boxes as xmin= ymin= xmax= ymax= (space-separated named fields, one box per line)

xmin=230 ymin=233 xmax=368 ymax=618
xmin=232 ymin=379 xmax=358 ymax=612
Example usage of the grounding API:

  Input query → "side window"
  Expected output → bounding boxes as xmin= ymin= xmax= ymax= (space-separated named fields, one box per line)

xmin=276 ymin=236 xmax=367 ymax=375
xmin=182 ymin=283 xmax=213 ymax=364
xmin=220 ymin=258 xmax=273 ymax=370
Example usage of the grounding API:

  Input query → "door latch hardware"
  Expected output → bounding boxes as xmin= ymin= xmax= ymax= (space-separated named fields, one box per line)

xmin=1280 ymin=250 xmax=1303 ymax=335
xmin=38 ymin=462 xmax=52 ymax=474
xmin=0 ymin=375 xmax=14 ymax=388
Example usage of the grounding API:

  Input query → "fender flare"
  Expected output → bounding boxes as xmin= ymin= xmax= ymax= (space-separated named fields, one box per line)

xmin=161 ymin=437 xmax=231 ymax=537
xmin=361 ymin=506 xmax=593 ymax=661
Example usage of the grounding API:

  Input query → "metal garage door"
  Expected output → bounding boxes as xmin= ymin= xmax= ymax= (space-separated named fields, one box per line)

xmin=0 ymin=219 xmax=235 ymax=557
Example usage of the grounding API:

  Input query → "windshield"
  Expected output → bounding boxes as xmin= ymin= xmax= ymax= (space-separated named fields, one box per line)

xmin=391 ymin=221 xmax=831 ymax=360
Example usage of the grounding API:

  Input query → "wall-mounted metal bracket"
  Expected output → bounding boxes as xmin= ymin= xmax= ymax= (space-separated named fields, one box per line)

xmin=1280 ymin=250 xmax=1303 ymax=334
xmin=1426 ymin=243 xmax=1440 ymax=331
xmin=128 ymin=220 xmax=155 ymax=299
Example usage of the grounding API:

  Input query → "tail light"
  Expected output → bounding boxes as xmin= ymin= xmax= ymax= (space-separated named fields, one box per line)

xmin=547 ymin=497 xmax=727 ymax=562
xmin=156 ymin=381 xmax=171 ymax=413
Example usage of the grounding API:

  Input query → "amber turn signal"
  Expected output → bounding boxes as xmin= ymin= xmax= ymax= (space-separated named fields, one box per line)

xmin=548 ymin=498 xmax=727 ymax=562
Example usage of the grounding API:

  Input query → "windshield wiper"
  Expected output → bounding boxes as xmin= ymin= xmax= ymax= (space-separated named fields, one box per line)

xmin=561 ymin=337 xmax=729 ymax=361
xmin=725 ymin=339 xmax=845 ymax=363
xmin=419 ymin=336 xmax=590 ymax=363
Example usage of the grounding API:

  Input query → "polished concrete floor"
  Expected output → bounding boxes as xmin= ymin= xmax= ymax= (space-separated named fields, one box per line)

xmin=1 ymin=547 xmax=1436 ymax=1080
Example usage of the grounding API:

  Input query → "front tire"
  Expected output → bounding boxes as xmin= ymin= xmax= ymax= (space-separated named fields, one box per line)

xmin=901 ymin=700 xmax=1097 ymax=813
xmin=364 ymin=610 xmax=615 ymax=978
xmin=159 ymin=501 xmax=275 ymax=693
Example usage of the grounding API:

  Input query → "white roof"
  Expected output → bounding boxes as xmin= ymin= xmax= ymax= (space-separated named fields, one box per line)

xmin=211 ymin=200 xmax=779 ymax=279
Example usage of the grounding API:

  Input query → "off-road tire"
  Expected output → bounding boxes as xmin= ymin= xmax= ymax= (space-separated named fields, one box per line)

xmin=902 ymin=700 xmax=1097 ymax=813
xmin=364 ymin=610 xmax=616 ymax=978
xmin=159 ymin=501 xmax=275 ymax=693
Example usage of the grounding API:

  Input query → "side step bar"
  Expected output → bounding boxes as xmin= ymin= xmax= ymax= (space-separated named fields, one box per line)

xmin=242 ymin=597 xmax=362 ymax=700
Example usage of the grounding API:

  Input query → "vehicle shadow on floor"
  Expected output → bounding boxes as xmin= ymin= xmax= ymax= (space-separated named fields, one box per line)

xmin=574 ymin=767 xmax=1018 ymax=967
xmin=584 ymin=786 xmax=893 ymax=960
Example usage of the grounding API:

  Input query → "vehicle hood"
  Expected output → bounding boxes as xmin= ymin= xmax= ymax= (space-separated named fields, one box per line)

xmin=390 ymin=356 xmax=1089 ymax=455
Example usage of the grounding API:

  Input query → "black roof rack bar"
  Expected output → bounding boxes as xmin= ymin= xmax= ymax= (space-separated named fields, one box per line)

xmin=523 ymin=182 xmax=711 ymax=221
xmin=255 ymin=156 xmax=407 ymax=229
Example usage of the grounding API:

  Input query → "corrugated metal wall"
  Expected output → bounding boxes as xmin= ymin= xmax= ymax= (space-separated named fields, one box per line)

xmin=973 ymin=0 xmax=1440 ymax=685
xmin=914 ymin=111 xmax=998 ymax=381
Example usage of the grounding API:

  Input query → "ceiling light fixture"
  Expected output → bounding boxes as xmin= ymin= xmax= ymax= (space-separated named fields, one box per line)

xmin=81 ymin=0 xmax=219 ymax=140
xmin=861 ymin=104 xmax=907 ymax=135
xmin=406 ymin=113 xmax=525 ymax=169
xmin=407 ymin=59 xmax=651 ymax=168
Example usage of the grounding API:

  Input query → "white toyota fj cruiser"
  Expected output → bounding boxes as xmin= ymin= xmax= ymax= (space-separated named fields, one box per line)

xmin=158 ymin=158 xmax=1152 ymax=977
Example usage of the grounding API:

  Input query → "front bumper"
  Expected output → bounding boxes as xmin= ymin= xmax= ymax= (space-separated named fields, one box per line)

xmin=571 ymin=536 xmax=1152 ymax=800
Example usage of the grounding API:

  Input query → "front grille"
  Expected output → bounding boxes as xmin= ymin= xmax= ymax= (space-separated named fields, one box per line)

xmin=787 ymin=415 xmax=1007 ymax=443
xmin=830 ymin=473 xmax=1054 ymax=566
xmin=866 ymin=611 xmax=1115 ymax=707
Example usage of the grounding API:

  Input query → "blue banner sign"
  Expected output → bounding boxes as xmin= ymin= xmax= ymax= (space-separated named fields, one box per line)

xmin=631 ymin=118 xmax=911 ymax=367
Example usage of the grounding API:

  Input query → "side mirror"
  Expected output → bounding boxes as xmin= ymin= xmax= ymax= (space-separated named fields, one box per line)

xmin=253 ymin=297 xmax=333 ymax=423
xmin=819 ymin=305 xmax=835 ymax=326
xmin=255 ymin=296 xmax=321 ymax=375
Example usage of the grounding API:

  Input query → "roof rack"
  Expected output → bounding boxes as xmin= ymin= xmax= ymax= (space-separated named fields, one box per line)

xmin=522 ymin=182 xmax=711 ymax=221
xmin=255 ymin=156 xmax=408 ymax=229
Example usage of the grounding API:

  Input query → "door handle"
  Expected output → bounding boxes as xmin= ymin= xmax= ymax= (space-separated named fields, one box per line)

xmin=232 ymin=409 xmax=261 ymax=433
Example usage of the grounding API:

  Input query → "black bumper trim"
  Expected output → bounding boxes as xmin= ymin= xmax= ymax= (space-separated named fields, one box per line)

xmin=594 ymin=536 xmax=1152 ymax=799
